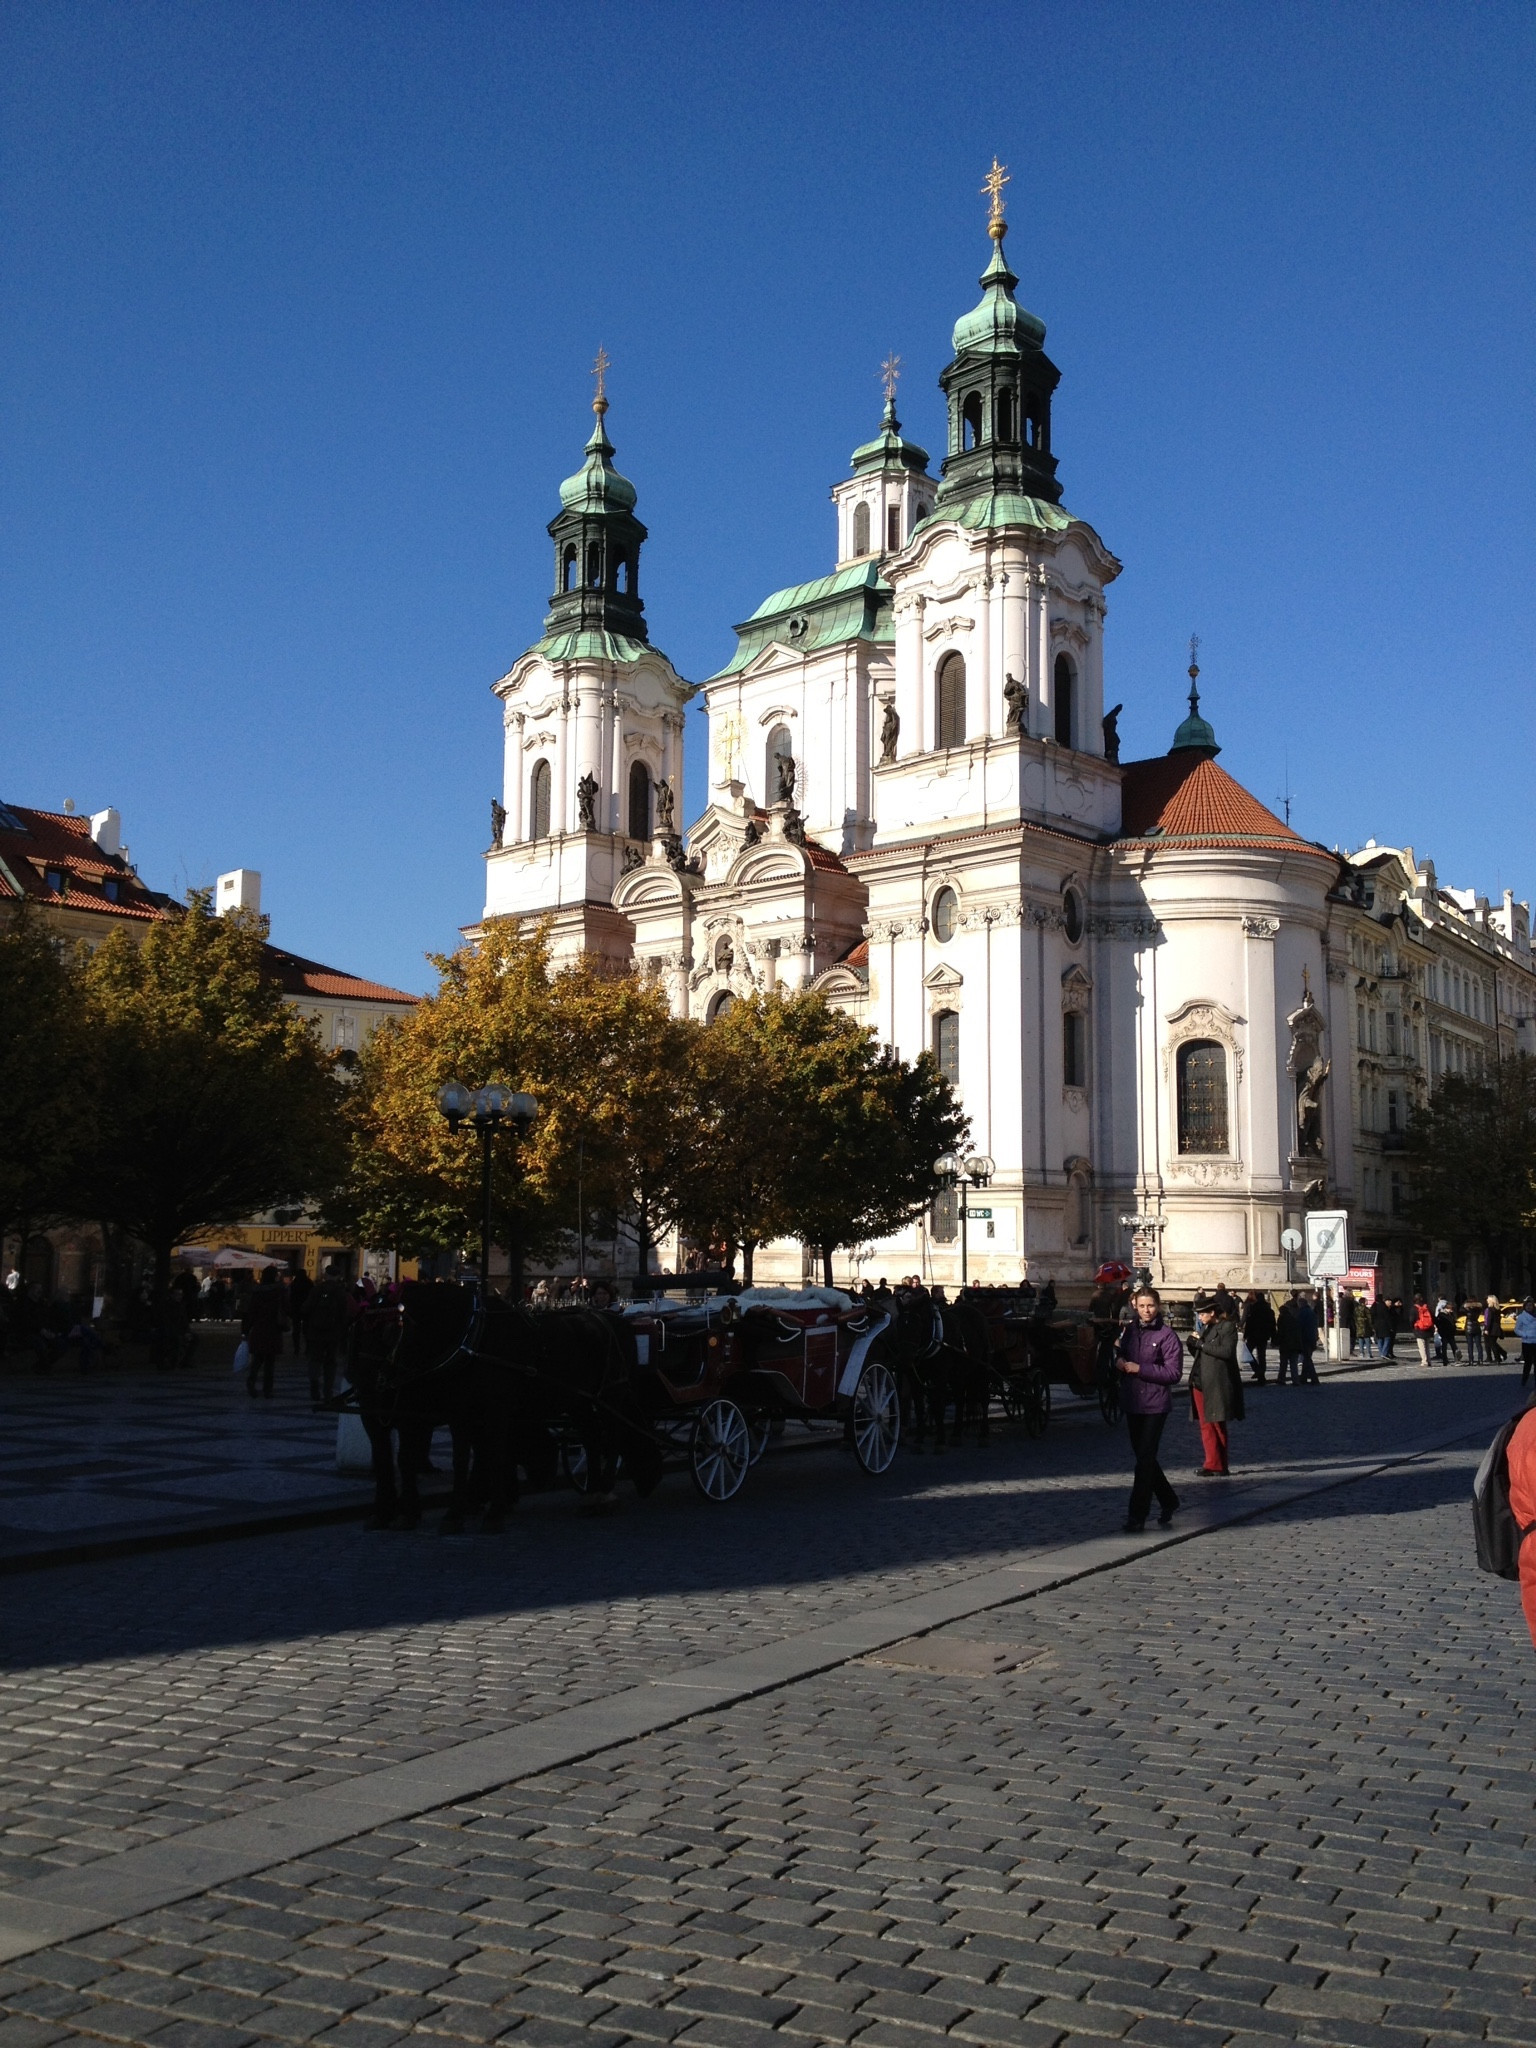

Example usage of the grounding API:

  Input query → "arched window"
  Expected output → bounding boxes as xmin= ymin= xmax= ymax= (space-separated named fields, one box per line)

xmin=1063 ymin=887 xmax=1084 ymax=945
xmin=1177 ymin=1040 xmax=1228 ymax=1154
xmin=529 ymin=758 xmax=551 ymax=840
xmin=912 ymin=502 xmax=931 ymax=534
xmin=561 ymin=544 xmax=578 ymax=593
xmin=708 ymin=991 xmax=737 ymax=1022
xmin=932 ymin=1009 xmax=959 ymax=1088
xmin=1054 ymin=653 xmax=1075 ymax=748
xmin=1025 ymin=396 xmax=1044 ymax=449
xmin=931 ymin=886 xmax=958 ymax=943
xmin=628 ymin=760 xmax=652 ymax=840
xmin=935 ymin=652 xmax=966 ymax=750
xmin=766 ymin=724 xmax=793 ymax=803
xmin=587 ymin=541 xmax=603 ymax=589
xmin=996 ymin=388 xmax=1015 ymax=442
xmin=853 ymin=501 xmax=871 ymax=555
xmin=615 ymin=556 xmax=630 ymax=595
xmin=962 ymin=393 xmax=984 ymax=450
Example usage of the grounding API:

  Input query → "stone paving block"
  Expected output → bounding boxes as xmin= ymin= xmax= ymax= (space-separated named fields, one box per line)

xmin=0 ymin=2020 xmax=74 ymax=2048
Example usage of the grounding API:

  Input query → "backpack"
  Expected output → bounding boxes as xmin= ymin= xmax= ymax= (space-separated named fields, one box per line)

xmin=1414 ymin=1302 xmax=1434 ymax=1332
xmin=1472 ymin=1412 xmax=1534 ymax=1579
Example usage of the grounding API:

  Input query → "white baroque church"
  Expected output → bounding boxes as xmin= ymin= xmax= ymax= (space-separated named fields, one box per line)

xmin=476 ymin=186 xmax=1376 ymax=1296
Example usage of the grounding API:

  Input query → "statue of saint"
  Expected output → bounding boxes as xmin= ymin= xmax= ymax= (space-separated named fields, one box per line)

xmin=776 ymin=752 xmax=797 ymax=805
xmin=490 ymin=797 xmax=507 ymax=846
xmin=1296 ymin=1057 xmax=1331 ymax=1156
xmin=575 ymin=772 xmax=598 ymax=831
xmin=655 ymin=776 xmax=676 ymax=832
xmin=1102 ymin=703 xmax=1123 ymax=764
xmin=1003 ymin=673 xmax=1026 ymax=736
xmin=879 ymin=698 xmax=900 ymax=764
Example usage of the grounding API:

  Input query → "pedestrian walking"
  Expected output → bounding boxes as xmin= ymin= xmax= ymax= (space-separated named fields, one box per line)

xmin=1464 ymin=1299 xmax=1484 ymax=1365
xmin=1187 ymin=1292 xmax=1244 ymax=1474
xmin=288 ymin=1265 xmax=313 ymax=1356
xmin=1241 ymin=1289 xmax=1276 ymax=1384
xmin=1434 ymin=1298 xmax=1459 ymax=1364
xmin=1515 ymin=1299 xmax=1536 ymax=1386
xmin=1371 ymin=1294 xmax=1396 ymax=1359
xmin=241 ymin=1267 xmax=286 ymax=1397
xmin=303 ymin=1263 xmax=350 ymax=1404
xmin=1411 ymin=1296 xmax=1435 ymax=1369
xmin=1114 ymin=1285 xmax=1184 ymax=1532
xmin=1485 ymin=1295 xmax=1508 ymax=1364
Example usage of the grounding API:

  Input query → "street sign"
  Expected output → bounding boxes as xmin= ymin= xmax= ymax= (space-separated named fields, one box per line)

xmin=1280 ymin=1228 xmax=1303 ymax=1253
xmin=1304 ymin=1210 xmax=1350 ymax=1280
xmin=1118 ymin=1213 xmax=1164 ymax=1230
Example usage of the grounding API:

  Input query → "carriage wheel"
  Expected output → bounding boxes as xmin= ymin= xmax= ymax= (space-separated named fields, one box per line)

xmin=1022 ymin=1369 xmax=1050 ymax=1439
xmin=1098 ymin=1372 xmax=1122 ymax=1426
xmin=690 ymin=1399 xmax=752 ymax=1501
xmin=559 ymin=1441 xmax=591 ymax=1493
xmin=850 ymin=1358 xmax=901 ymax=1475
xmin=746 ymin=1412 xmax=772 ymax=1464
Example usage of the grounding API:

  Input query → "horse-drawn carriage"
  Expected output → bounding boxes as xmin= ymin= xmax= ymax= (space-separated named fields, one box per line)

xmin=346 ymin=1281 xmax=902 ymax=1523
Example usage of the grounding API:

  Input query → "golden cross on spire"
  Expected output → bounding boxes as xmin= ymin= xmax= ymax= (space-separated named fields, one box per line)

xmin=981 ymin=155 xmax=1010 ymax=234
xmin=880 ymin=352 xmax=901 ymax=406
xmin=591 ymin=345 xmax=610 ymax=416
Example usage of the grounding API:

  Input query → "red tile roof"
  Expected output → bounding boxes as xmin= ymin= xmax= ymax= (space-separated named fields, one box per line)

xmin=1117 ymin=753 xmax=1334 ymax=858
xmin=840 ymin=938 xmax=870 ymax=968
xmin=0 ymin=805 xmax=175 ymax=922
xmin=803 ymin=837 xmax=852 ymax=874
xmin=263 ymin=944 xmax=417 ymax=1007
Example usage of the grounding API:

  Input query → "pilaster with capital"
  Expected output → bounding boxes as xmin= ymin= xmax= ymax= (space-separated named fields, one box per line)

xmin=505 ymin=709 xmax=526 ymax=842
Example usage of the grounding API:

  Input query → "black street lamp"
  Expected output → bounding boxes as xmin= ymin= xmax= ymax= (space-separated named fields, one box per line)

xmin=934 ymin=1151 xmax=996 ymax=1289
xmin=437 ymin=1082 xmax=538 ymax=1296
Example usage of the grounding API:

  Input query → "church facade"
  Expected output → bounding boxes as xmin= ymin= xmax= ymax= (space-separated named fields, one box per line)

xmin=477 ymin=181 xmax=1532 ymax=1299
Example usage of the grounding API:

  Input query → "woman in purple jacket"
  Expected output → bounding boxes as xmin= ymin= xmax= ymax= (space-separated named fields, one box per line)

xmin=1115 ymin=1286 xmax=1186 ymax=1531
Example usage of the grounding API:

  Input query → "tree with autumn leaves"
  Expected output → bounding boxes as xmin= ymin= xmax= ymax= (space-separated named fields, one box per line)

xmin=325 ymin=926 xmax=965 ymax=1285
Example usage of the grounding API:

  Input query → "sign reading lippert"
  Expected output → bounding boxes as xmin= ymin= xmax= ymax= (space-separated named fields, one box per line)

xmin=1304 ymin=1210 xmax=1350 ymax=1280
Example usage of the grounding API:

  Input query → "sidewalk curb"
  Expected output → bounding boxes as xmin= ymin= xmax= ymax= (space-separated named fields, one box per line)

xmin=0 ymin=1402 xmax=1509 ymax=1968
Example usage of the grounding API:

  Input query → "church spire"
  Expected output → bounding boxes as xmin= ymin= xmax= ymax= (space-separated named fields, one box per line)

xmin=543 ymin=352 xmax=650 ymax=649
xmin=1171 ymin=635 xmax=1221 ymax=756
xmin=932 ymin=159 xmax=1063 ymax=524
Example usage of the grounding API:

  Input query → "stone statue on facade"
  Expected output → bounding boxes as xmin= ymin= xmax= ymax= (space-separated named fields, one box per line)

xmin=1003 ymin=673 xmax=1026 ymax=736
xmin=575 ymin=772 xmax=598 ymax=831
xmin=1102 ymin=703 xmax=1123 ymax=763
xmin=655 ymin=776 xmax=676 ymax=832
xmin=775 ymin=752 xmax=797 ymax=805
xmin=490 ymin=797 xmax=507 ymax=846
xmin=1287 ymin=977 xmax=1330 ymax=1157
xmin=879 ymin=698 xmax=900 ymax=764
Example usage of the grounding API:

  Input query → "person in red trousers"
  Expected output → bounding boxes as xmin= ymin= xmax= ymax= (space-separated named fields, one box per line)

xmin=1506 ymin=1405 xmax=1536 ymax=1652
xmin=1187 ymin=1291 xmax=1244 ymax=1476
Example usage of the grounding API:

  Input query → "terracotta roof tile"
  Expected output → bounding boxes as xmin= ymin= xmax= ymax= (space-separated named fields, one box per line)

xmin=262 ymin=943 xmax=418 ymax=1006
xmin=840 ymin=938 xmax=869 ymax=967
xmin=0 ymin=804 xmax=175 ymax=922
xmin=1117 ymin=752 xmax=1333 ymax=857
xmin=802 ymin=837 xmax=851 ymax=874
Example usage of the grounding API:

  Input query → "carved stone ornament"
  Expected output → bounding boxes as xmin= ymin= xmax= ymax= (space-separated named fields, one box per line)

xmin=1063 ymin=1087 xmax=1087 ymax=1114
xmin=922 ymin=615 xmax=975 ymax=642
xmin=1087 ymin=914 xmax=1161 ymax=940
xmin=1242 ymin=915 xmax=1280 ymax=939
xmin=1050 ymin=618 xmax=1090 ymax=651
xmin=1163 ymin=998 xmax=1245 ymax=1084
xmin=575 ymin=773 xmax=598 ymax=831
xmin=1168 ymin=1159 xmax=1244 ymax=1185
xmin=1061 ymin=965 xmax=1092 ymax=1013
xmin=524 ymin=728 xmax=555 ymax=751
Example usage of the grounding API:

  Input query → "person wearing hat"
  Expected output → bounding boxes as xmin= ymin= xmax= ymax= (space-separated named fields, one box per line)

xmin=1187 ymin=1290 xmax=1244 ymax=1475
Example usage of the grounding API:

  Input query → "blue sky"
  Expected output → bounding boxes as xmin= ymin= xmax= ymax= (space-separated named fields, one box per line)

xmin=4 ymin=2 xmax=1533 ymax=992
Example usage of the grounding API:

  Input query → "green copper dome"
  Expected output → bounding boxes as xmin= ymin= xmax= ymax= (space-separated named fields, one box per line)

xmin=558 ymin=412 xmax=638 ymax=514
xmin=1171 ymin=660 xmax=1220 ymax=756
xmin=951 ymin=240 xmax=1047 ymax=356
xmin=850 ymin=395 xmax=930 ymax=477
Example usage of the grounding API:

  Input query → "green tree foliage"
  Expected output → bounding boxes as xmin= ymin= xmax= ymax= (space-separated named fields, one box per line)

xmin=75 ymin=894 xmax=343 ymax=1302
xmin=0 ymin=902 xmax=88 ymax=1249
xmin=1404 ymin=1056 xmax=1536 ymax=1288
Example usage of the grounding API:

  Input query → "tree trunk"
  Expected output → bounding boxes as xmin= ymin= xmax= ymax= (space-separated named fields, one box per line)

xmin=822 ymin=1245 xmax=834 ymax=1288
xmin=742 ymin=1240 xmax=756 ymax=1286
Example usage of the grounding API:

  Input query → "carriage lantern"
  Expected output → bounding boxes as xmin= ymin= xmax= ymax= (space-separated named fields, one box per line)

xmin=934 ymin=1151 xmax=996 ymax=1290
xmin=436 ymin=1081 xmax=539 ymax=1295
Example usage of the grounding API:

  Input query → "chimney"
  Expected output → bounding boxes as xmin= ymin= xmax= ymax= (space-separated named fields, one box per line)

xmin=216 ymin=869 xmax=262 ymax=916
xmin=89 ymin=808 xmax=122 ymax=857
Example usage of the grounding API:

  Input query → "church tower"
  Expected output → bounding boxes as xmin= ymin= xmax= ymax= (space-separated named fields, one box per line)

xmin=481 ymin=358 xmax=693 ymax=967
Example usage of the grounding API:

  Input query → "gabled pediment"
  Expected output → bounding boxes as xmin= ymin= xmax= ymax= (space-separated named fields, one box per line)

xmin=924 ymin=963 xmax=963 ymax=992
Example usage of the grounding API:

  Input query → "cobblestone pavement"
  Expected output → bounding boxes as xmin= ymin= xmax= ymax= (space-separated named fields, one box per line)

xmin=0 ymin=1364 xmax=1530 ymax=2043
xmin=0 ymin=1337 xmax=366 ymax=1561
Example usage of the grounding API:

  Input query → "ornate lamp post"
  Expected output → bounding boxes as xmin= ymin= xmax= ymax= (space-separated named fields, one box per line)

xmin=437 ymin=1082 xmax=538 ymax=1296
xmin=934 ymin=1151 xmax=996 ymax=1289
